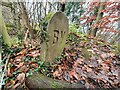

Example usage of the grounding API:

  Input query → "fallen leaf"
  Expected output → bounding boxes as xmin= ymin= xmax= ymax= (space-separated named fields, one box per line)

xmin=88 ymin=64 xmax=93 ymax=68
xmin=12 ymin=83 xmax=21 ymax=89
xmin=30 ymin=63 xmax=38 ymax=68
xmin=101 ymin=63 xmax=110 ymax=72
xmin=27 ymin=53 xmax=40 ymax=57
xmin=69 ymin=70 xmax=81 ymax=81
xmin=15 ymin=58 xmax=22 ymax=62
xmin=100 ymin=53 xmax=108 ymax=59
xmin=19 ymin=65 xmax=29 ymax=73
xmin=53 ymin=70 xmax=61 ymax=77
xmin=67 ymin=56 xmax=73 ymax=63
xmin=15 ymin=62 xmax=24 ymax=69
xmin=73 ymin=61 xmax=78 ymax=67
xmin=17 ymin=49 xmax=27 ymax=56
xmin=103 ymin=60 xmax=112 ymax=65
xmin=69 ymin=52 xmax=76 ymax=57
xmin=10 ymin=80 xmax=15 ymax=85
xmin=76 ymin=58 xmax=84 ymax=64
xmin=27 ymin=50 xmax=40 ymax=57
xmin=100 ymin=53 xmax=115 ymax=59
xmin=86 ymin=67 xmax=92 ymax=72
xmin=31 ymin=50 xmax=39 ymax=54
xmin=17 ymin=73 xmax=25 ymax=83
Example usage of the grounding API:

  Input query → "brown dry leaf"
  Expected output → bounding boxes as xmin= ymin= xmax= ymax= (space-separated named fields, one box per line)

xmin=12 ymin=83 xmax=21 ymax=89
xmin=30 ymin=63 xmax=38 ymax=68
xmin=73 ymin=72 xmax=81 ymax=81
xmin=17 ymin=49 xmax=27 ymax=55
xmin=33 ymin=53 xmax=40 ymax=57
xmin=100 ymin=53 xmax=115 ymax=59
xmin=17 ymin=73 xmax=25 ymax=83
xmin=10 ymin=67 xmax=16 ymax=74
xmin=28 ymin=47 xmax=36 ymax=52
xmin=101 ymin=63 xmax=110 ymax=72
xmin=15 ymin=62 xmax=24 ymax=69
xmin=14 ymin=56 xmax=22 ymax=61
xmin=100 ymin=53 xmax=108 ymax=59
xmin=86 ymin=67 xmax=92 ymax=72
xmin=20 ymin=65 xmax=29 ymax=73
xmin=97 ymin=59 xmax=102 ymax=64
xmin=65 ymin=52 xmax=69 ymax=56
xmin=31 ymin=50 xmax=39 ymax=54
xmin=68 ymin=71 xmax=73 ymax=79
xmin=67 ymin=56 xmax=73 ymax=62
xmin=28 ymin=61 xmax=34 ymax=65
xmin=53 ymin=70 xmax=61 ymax=77
xmin=84 ymin=64 xmax=92 ymax=72
xmin=109 ymin=53 xmax=115 ymax=57
xmin=58 ymin=65 xmax=66 ymax=73
xmin=5 ymin=82 xmax=11 ymax=88
xmin=73 ymin=61 xmax=78 ymax=67
xmin=87 ymin=49 xmax=95 ymax=54
xmin=15 ymin=58 xmax=22 ymax=62
xmin=69 ymin=52 xmax=76 ymax=57
xmin=27 ymin=50 xmax=40 ymax=57
xmin=88 ymin=64 xmax=93 ymax=68
xmin=10 ymin=80 xmax=16 ymax=85
xmin=103 ymin=60 xmax=112 ymax=65
xmin=76 ymin=58 xmax=84 ymax=64
xmin=69 ymin=70 xmax=81 ymax=81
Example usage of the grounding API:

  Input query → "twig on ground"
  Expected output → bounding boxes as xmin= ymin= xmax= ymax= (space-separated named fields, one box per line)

xmin=0 ymin=54 xmax=11 ymax=89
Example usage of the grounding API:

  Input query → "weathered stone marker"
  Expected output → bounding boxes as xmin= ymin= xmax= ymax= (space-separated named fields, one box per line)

xmin=40 ymin=12 xmax=69 ymax=63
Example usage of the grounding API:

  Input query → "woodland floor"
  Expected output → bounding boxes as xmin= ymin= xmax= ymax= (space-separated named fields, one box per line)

xmin=2 ymin=33 xmax=120 ymax=89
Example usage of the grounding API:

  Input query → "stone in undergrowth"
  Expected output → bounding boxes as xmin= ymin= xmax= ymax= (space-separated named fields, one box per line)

xmin=40 ymin=12 xmax=69 ymax=63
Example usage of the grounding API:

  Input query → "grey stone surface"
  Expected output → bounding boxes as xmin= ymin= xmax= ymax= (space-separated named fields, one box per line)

xmin=40 ymin=12 xmax=69 ymax=63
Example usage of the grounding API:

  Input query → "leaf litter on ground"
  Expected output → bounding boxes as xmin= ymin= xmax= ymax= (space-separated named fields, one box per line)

xmin=52 ymin=33 xmax=120 ymax=89
xmin=2 ymin=33 xmax=120 ymax=89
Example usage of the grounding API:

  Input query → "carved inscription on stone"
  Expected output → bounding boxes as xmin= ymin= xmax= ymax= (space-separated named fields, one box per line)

xmin=53 ymin=30 xmax=59 ymax=44
xmin=53 ymin=30 xmax=66 ymax=44
xmin=40 ymin=12 xmax=69 ymax=63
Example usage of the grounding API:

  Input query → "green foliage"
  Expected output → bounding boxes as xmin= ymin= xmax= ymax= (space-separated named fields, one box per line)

xmin=81 ymin=48 xmax=92 ymax=59
xmin=40 ymin=12 xmax=55 ymax=44
xmin=65 ymin=2 xmax=85 ymax=23
xmin=69 ymin=23 xmax=82 ymax=35
xmin=24 ymin=56 xmax=52 ymax=77
xmin=2 ymin=42 xmax=21 ymax=56
xmin=1 ymin=38 xmax=21 ymax=88
xmin=40 ymin=29 xmax=49 ymax=44
xmin=68 ymin=33 xmax=79 ymax=42
xmin=10 ymin=37 xmax=22 ymax=46
xmin=40 ymin=12 xmax=55 ymax=28
xmin=112 ymin=43 xmax=120 ymax=55
xmin=68 ymin=33 xmax=86 ymax=43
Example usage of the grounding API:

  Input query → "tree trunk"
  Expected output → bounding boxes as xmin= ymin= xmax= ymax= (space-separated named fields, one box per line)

xmin=25 ymin=73 xmax=84 ymax=89
xmin=18 ymin=2 xmax=34 ymax=39
xmin=117 ymin=3 xmax=120 ymax=53
xmin=0 ymin=2 xmax=11 ymax=47
xmin=91 ymin=2 xmax=105 ymax=37
xmin=1 ymin=2 xmax=12 ymax=8
xmin=0 ymin=1 xmax=11 ymax=89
